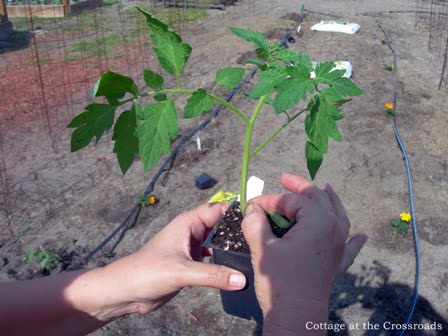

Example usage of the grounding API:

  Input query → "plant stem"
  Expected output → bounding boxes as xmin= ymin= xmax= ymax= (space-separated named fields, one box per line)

xmin=251 ymin=108 xmax=307 ymax=158
xmin=141 ymin=89 xmax=249 ymax=125
xmin=176 ymin=74 xmax=183 ymax=89
xmin=239 ymin=95 xmax=268 ymax=213
xmin=209 ymin=94 xmax=249 ymax=125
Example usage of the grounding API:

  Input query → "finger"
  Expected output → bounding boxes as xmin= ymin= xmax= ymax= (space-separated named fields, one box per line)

xmin=324 ymin=184 xmax=351 ymax=235
xmin=180 ymin=261 xmax=246 ymax=291
xmin=250 ymin=193 xmax=312 ymax=220
xmin=338 ymin=234 xmax=368 ymax=274
xmin=187 ymin=202 xmax=229 ymax=229
xmin=182 ymin=203 xmax=229 ymax=245
xmin=241 ymin=204 xmax=276 ymax=252
xmin=281 ymin=173 xmax=329 ymax=204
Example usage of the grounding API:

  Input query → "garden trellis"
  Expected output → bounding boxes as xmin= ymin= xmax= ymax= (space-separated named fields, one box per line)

xmin=415 ymin=0 xmax=448 ymax=88
xmin=0 ymin=0 xmax=256 ymax=237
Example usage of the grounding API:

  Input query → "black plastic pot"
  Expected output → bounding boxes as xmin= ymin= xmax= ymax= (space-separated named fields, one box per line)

xmin=202 ymin=203 xmax=263 ymax=323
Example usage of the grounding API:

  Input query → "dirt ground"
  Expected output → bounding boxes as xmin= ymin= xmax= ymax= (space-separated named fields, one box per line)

xmin=1 ymin=0 xmax=448 ymax=335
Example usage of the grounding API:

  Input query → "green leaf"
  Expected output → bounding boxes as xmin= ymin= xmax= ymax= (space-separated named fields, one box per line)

xmin=228 ymin=27 xmax=269 ymax=51
xmin=319 ymin=88 xmax=351 ymax=111
xmin=315 ymin=62 xmax=363 ymax=97
xmin=143 ymin=69 xmax=164 ymax=89
xmin=137 ymin=101 xmax=178 ymax=171
xmin=266 ymin=211 xmax=294 ymax=229
xmin=23 ymin=252 xmax=36 ymax=263
xmin=249 ymin=68 xmax=288 ymax=99
xmin=136 ymin=7 xmax=191 ymax=76
xmin=154 ymin=93 xmax=168 ymax=101
xmin=286 ymin=64 xmax=311 ymax=80
xmin=305 ymin=141 xmax=323 ymax=180
xmin=275 ymin=49 xmax=313 ymax=69
xmin=93 ymin=71 xmax=139 ymax=103
xmin=183 ymin=89 xmax=214 ymax=118
xmin=112 ymin=103 xmax=139 ymax=174
xmin=304 ymin=98 xmax=342 ymax=154
xmin=273 ymin=79 xmax=314 ymax=114
xmin=68 ymin=104 xmax=116 ymax=152
xmin=216 ymin=67 xmax=245 ymax=88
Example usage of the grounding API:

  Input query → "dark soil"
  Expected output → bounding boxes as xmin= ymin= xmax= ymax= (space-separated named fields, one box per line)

xmin=211 ymin=202 xmax=290 ymax=253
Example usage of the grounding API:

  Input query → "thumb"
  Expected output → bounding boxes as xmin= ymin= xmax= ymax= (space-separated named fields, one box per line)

xmin=338 ymin=234 xmax=368 ymax=275
xmin=180 ymin=261 xmax=246 ymax=291
xmin=242 ymin=204 xmax=276 ymax=253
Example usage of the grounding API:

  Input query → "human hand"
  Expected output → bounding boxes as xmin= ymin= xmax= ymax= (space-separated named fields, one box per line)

xmin=92 ymin=203 xmax=246 ymax=321
xmin=244 ymin=173 xmax=367 ymax=334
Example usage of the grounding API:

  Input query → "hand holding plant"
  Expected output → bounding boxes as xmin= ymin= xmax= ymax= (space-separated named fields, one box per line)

xmin=242 ymin=174 xmax=367 ymax=333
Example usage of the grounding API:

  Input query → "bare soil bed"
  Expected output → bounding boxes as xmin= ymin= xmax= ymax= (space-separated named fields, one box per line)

xmin=1 ymin=0 xmax=447 ymax=335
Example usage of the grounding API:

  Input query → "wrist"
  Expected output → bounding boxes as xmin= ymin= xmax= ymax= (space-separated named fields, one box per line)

xmin=64 ymin=260 xmax=141 ymax=322
xmin=263 ymin=298 xmax=329 ymax=336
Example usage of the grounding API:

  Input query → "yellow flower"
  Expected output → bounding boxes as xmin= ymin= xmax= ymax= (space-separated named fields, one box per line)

xmin=384 ymin=102 xmax=394 ymax=110
xmin=400 ymin=213 xmax=411 ymax=222
xmin=148 ymin=196 xmax=157 ymax=205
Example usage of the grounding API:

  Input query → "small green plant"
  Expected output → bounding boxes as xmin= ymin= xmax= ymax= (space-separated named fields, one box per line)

xmin=384 ymin=102 xmax=394 ymax=117
xmin=68 ymin=8 xmax=363 ymax=218
xmin=384 ymin=63 xmax=394 ymax=71
xmin=390 ymin=212 xmax=411 ymax=237
xmin=137 ymin=193 xmax=157 ymax=207
xmin=23 ymin=246 xmax=62 ymax=273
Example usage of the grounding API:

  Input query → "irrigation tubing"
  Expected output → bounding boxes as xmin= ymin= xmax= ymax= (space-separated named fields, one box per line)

xmin=377 ymin=14 xmax=420 ymax=336
xmin=71 ymin=10 xmax=308 ymax=270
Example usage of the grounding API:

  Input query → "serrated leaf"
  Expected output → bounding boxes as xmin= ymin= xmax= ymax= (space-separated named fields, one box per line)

xmin=319 ymin=88 xmax=351 ymax=112
xmin=305 ymin=141 xmax=323 ymax=180
xmin=249 ymin=68 xmax=288 ymax=99
xmin=151 ymin=32 xmax=192 ymax=76
xmin=136 ymin=7 xmax=180 ymax=40
xmin=68 ymin=104 xmax=116 ymax=152
xmin=276 ymin=49 xmax=313 ymax=69
xmin=286 ymin=63 xmax=311 ymax=80
xmin=304 ymin=98 xmax=342 ymax=154
xmin=143 ymin=69 xmax=164 ymax=89
xmin=315 ymin=61 xmax=363 ymax=97
xmin=137 ymin=101 xmax=178 ymax=171
xmin=216 ymin=67 xmax=245 ymax=88
xmin=273 ymin=79 xmax=314 ymax=114
xmin=136 ymin=7 xmax=191 ymax=76
xmin=228 ymin=27 xmax=269 ymax=51
xmin=112 ymin=103 xmax=139 ymax=174
xmin=93 ymin=71 xmax=139 ymax=103
xmin=183 ymin=89 xmax=214 ymax=118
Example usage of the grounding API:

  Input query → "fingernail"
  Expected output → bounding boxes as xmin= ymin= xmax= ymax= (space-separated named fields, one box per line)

xmin=229 ymin=273 xmax=246 ymax=289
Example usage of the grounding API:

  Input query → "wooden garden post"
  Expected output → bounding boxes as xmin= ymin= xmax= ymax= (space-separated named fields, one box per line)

xmin=0 ymin=0 xmax=8 ymax=23
xmin=63 ymin=0 xmax=69 ymax=16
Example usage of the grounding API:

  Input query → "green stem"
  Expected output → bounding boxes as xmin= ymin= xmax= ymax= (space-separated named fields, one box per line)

xmin=239 ymin=95 xmax=269 ymax=213
xmin=176 ymin=74 xmax=183 ymax=89
xmin=142 ymin=89 xmax=249 ymax=125
xmin=209 ymin=94 xmax=249 ymax=125
xmin=250 ymin=108 xmax=307 ymax=158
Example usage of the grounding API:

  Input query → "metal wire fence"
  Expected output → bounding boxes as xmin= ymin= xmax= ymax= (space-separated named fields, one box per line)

xmin=415 ymin=0 xmax=448 ymax=88
xmin=0 ymin=0 xmax=256 ymax=240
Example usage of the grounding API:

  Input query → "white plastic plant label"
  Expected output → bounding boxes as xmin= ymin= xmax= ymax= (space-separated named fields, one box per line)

xmin=237 ymin=176 xmax=264 ymax=202
xmin=311 ymin=21 xmax=360 ymax=34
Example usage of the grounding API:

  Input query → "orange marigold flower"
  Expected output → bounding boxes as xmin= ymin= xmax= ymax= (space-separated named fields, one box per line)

xmin=148 ymin=196 xmax=156 ymax=205
xmin=384 ymin=102 xmax=394 ymax=110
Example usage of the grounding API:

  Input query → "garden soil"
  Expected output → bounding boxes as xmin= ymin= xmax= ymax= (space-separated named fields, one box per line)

xmin=1 ymin=0 xmax=448 ymax=335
